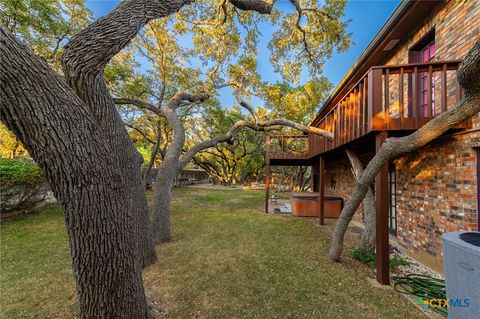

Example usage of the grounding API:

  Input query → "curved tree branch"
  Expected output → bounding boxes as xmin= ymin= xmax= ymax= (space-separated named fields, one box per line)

xmin=240 ymin=100 xmax=334 ymax=139
xmin=328 ymin=39 xmax=480 ymax=261
xmin=165 ymin=91 xmax=210 ymax=109
xmin=178 ymin=101 xmax=334 ymax=169
xmin=62 ymin=0 xmax=190 ymax=76
xmin=228 ymin=0 xmax=274 ymax=14
xmin=345 ymin=149 xmax=376 ymax=251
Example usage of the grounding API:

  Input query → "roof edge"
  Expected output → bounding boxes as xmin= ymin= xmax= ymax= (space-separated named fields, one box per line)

xmin=311 ymin=0 xmax=418 ymax=126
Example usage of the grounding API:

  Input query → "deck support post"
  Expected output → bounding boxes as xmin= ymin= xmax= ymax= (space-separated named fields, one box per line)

xmin=265 ymin=136 xmax=270 ymax=214
xmin=311 ymin=164 xmax=318 ymax=191
xmin=375 ymin=131 xmax=390 ymax=285
xmin=318 ymin=156 xmax=325 ymax=225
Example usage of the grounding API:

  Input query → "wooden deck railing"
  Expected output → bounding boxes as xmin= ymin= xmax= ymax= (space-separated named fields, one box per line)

xmin=270 ymin=61 xmax=470 ymax=161
xmin=307 ymin=60 xmax=468 ymax=158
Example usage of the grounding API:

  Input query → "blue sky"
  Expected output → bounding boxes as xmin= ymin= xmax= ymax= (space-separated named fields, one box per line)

xmin=86 ymin=0 xmax=400 ymax=106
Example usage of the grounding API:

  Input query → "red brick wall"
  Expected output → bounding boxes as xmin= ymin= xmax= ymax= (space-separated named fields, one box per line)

xmin=324 ymin=152 xmax=376 ymax=224
xmin=324 ymin=158 xmax=364 ymax=223
xmin=384 ymin=0 xmax=479 ymax=268
xmin=385 ymin=1 xmax=479 ymax=65
xmin=394 ymin=132 xmax=478 ymax=265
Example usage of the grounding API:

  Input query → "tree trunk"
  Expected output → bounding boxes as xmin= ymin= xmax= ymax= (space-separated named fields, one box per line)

xmin=0 ymin=27 xmax=152 ymax=318
xmin=60 ymin=0 xmax=188 ymax=268
xmin=329 ymin=39 xmax=480 ymax=261
xmin=345 ymin=149 xmax=376 ymax=251
xmin=143 ymin=121 xmax=162 ymax=189
xmin=152 ymin=104 xmax=185 ymax=243
xmin=153 ymin=169 xmax=175 ymax=243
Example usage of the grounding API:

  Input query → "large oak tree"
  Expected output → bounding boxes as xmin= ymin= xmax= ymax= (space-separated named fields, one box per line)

xmin=1 ymin=0 xmax=348 ymax=316
xmin=2 ymin=0 xmax=477 ymax=317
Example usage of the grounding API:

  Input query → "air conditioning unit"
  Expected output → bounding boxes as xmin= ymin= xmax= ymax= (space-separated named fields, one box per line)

xmin=443 ymin=231 xmax=480 ymax=319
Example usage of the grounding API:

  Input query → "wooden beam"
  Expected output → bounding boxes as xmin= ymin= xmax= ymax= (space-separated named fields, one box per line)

xmin=399 ymin=67 xmax=404 ymax=127
xmin=441 ymin=64 xmax=447 ymax=113
xmin=375 ymin=131 xmax=390 ymax=285
xmin=265 ymin=136 xmax=270 ymax=214
xmin=318 ymin=156 xmax=325 ymax=226
xmin=427 ymin=65 xmax=432 ymax=119
xmin=367 ymin=68 xmax=383 ymax=131
xmin=413 ymin=66 xmax=419 ymax=127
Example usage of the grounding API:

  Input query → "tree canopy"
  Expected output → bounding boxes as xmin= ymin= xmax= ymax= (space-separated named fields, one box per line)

xmin=104 ymin=0 xmax=350 ymax=183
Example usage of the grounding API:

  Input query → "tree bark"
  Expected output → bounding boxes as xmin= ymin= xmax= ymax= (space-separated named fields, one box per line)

xmin=61 ymin=0 xmax=191 ymax=268
xmin=152 ymin=104 xmax=185 ymax=243
xmin=143 ymin=121 xmax=162 ymax=189
xmin=0 ymin=27 xmax=152 ymax=318
xmin=329 ymin=39 xmax=480 ymax=261
xmin=345 ymin=149 xmax=376 ymax=251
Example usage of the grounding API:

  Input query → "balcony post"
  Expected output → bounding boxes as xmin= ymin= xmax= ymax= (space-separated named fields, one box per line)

xmin=375 ymin=131 xmax=390 ymax=285
xmin=264 ymin=136 xmax=270 ymax=214
xmin=318 ymin=156 xmax=325 ymax=226
xmin=368 ymin=68 xmax=384 ymax=131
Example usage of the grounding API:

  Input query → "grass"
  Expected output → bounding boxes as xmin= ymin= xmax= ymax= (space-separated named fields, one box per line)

xmin=1 ymin=187 xmax=426 ymax=318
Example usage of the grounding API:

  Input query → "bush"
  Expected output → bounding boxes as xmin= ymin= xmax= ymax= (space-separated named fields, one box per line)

xmin=350 ymin=246 xmax=410 ymax=270
xmin=350 ymin=246 xmax=376 ymax=268
xmin=0 ymin=158 xmax=49 ymax=214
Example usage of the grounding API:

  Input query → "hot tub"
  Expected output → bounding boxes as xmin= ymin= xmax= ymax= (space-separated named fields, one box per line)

xmin=289 ymin=192 xmax=343 ymax=218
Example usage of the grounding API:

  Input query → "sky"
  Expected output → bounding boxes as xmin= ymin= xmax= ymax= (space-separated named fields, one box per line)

xmin=85 ymin=0 xmax=400 ymax=107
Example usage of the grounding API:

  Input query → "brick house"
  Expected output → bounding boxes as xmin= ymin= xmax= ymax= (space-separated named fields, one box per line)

xmin=266 ymin=0 xmax=479 ymax=284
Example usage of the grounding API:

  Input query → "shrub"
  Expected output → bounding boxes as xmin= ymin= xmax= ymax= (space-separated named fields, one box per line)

xmin=350 ymin=246 xmax=410 ymax=270
xmin=0 ymin=158 xmax=49 ymax=214
xmin=350 ymin=246 xmax=376 ymax=268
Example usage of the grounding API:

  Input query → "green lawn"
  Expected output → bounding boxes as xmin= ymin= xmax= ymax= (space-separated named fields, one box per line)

xmin=1 ymin=187 xmax=425 ymax=318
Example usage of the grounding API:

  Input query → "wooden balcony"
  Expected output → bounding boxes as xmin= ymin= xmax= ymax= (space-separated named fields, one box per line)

xmin=269 ymin=60 xmax=471 ymax=162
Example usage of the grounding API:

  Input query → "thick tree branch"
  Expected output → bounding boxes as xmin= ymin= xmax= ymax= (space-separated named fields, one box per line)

xmin=178 ymin=101 xmax=334 ymax=169
xmin=165 ymin=91 xmax=210 ymax=109
xmin=240 ymin=101 xmax=334 ymax=139
xmin=228 ymin=0 xmax=273 ymax=14
xmin=329 ymin=39 xmax=480 ymax=261
xmin=62 ymin=0 xmax=189 ymax=76
xmin=239 ymin=101 xmax=260 ymax=123
xmin=345 ymin=149 xmax=376 ymax=251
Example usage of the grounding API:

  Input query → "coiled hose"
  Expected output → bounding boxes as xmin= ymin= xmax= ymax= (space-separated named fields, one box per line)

xmin=392 ymin=274 xmax=447 ymax=317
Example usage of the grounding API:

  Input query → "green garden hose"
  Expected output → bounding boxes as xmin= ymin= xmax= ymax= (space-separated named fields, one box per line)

xmin=392 ymin=274 xmax=448 ymax=317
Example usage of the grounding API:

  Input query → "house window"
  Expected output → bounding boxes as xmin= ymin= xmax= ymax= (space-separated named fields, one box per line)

xmin=409 ymin=29 xmax=435 ymax=118
xmin=388 ymin=166 xmax=397 ymax=235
